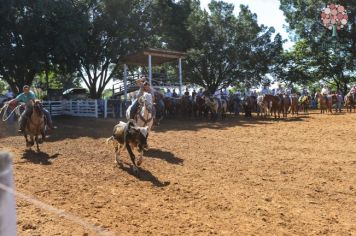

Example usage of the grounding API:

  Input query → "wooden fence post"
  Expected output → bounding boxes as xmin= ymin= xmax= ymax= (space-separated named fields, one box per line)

xmin=0 ymin=152 xmax=17 ymax=236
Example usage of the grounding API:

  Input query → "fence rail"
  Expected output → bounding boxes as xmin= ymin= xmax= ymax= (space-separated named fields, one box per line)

xmin=42 ymin=99 xmax=127 ymax=119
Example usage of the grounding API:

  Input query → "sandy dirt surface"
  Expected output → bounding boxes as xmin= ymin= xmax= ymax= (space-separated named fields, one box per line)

xmin=0 ymin=112 xmax=355 ymax=235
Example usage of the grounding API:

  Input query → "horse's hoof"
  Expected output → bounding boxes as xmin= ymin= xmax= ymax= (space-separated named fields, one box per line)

xmin=38 ymin=139 xmax=43 ymax=144
xmin=132 ymin=166 xmax=139 ymax=175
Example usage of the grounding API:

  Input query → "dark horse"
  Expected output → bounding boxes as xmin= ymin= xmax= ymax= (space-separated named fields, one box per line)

xmin=153 ymin=91 xmax=165 ymax=126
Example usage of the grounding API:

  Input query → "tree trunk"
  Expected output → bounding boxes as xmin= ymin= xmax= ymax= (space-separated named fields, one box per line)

xmin=343 ymin=81 xmax=348 ymax=96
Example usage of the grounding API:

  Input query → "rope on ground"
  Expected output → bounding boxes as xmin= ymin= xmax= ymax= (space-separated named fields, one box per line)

xmin=0 ymin=183 xmax=116 ymax=236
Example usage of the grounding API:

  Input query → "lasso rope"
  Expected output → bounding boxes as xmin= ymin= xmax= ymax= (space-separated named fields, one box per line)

xmin=0 ymin=103 xmax=22 ymax=122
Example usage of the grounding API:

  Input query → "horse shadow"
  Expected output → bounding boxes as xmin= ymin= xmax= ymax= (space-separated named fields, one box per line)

xmin=117 ymin=162 xmax=170 ymax=187
xmin=144 ymin=148 xmax=183 ymax=165
xmin=21 ymin=149 xmax=60 ymax=165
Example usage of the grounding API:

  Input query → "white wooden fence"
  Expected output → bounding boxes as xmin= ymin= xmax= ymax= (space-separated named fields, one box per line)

xmin=42 ymin=99 xmax=126 ymax=118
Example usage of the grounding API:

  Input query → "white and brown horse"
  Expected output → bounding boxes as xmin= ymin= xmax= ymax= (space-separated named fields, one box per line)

xmin=344 ymin=92 xmax=356 ymax=112
xmin=202 ymin=95 xmax=227 ymax=120
xmin=126 ymin=92 xmax=154 ymax=131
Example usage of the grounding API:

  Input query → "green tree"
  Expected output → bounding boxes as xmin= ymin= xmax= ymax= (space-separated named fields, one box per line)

xmin=77 ymin=0 xmax=153 ymax=99
xmin=279 ymin=0 xmax=356 ymax=93
xmin=185 ymin=1 xmax=282 ymax=94
xmin=0 ymin=0 xmax=86 ymax=94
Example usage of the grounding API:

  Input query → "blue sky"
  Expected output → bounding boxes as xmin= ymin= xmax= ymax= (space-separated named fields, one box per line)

xmin=200 ymin=0 xmax=294 ymax=49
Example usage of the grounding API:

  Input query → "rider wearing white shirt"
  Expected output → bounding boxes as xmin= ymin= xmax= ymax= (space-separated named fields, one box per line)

xmin=321 ymin=86 xmax=329 ymax=95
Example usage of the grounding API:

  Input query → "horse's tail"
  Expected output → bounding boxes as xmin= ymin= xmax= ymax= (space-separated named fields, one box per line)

xmin=105 ymin=136 xmax=114 ymax=145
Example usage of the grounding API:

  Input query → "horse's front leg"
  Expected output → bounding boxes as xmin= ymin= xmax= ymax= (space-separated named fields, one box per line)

xmin=24 ymin=133 xmax=31 ymax=147
xmin=29 ymin=135 xmax=34 ymax=147
xmin=126 ymin=143 xmax=139 ymax=175
xmin=35 ymin=136 xmax=40 ymax=152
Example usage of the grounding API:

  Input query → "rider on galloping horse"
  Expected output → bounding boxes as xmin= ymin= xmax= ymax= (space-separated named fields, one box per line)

xmin=9 ymin=85 xmax=54 ymax=133
xmin=129 ymin=78 xmax=156 ymax=119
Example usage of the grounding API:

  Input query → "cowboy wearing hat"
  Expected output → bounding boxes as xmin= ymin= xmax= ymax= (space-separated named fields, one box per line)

xmin=129 ymin=78 xmax=156 ymax=119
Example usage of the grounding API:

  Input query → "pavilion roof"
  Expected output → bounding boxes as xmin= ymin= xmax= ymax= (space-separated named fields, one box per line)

xmin=121 ymin=48 xmax=187 ymax=66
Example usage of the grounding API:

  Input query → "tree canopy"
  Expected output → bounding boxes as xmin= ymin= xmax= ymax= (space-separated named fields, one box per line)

xmin=185 ymin=1 xmax=283 ymax=94
xmin=277 ymin=0 xmax=356 ymax=93
xmin=0 ymin=0 xmax=86 ymax=94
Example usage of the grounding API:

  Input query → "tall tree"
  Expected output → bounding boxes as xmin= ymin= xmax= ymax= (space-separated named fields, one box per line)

xmin=185 ymin=1 xmax=282 ymax=94
xmin=78 ymin=0 xmax=153 ymax=99
xmin=0 ymin=0 xmax=86 ymax=94
xmin=278 ymin=0 xmax=356 ymax=93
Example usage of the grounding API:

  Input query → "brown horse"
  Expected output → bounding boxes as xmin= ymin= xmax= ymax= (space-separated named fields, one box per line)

xmin=193 ymin=95 xmax=207 ymax=119
xmin=289 ymin=94 xmax=299 ymax=116
xmin=279 ymin=94 xmax=291 ymax=118
xmin=315 ymin=92 xmax=332 ymax=114
xmin=163 ymin=96 xmax=177 ymax=117
xmin=24 ymin=100 xmax=46 ymax=151
xmin=262 ymin=94 xmax=281 ymax=119
xmin=242 ymin=96 xmax=256 ymax=118
xmin=153 ymin=91 xmax=165 ymax=126
xmin=344 ymin=92 xmax=356 ymax=112
xmin=179 ymin=95 xmax=193 ymax=117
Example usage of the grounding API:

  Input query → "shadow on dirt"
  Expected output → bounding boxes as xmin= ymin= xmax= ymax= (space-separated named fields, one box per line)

xmin=144 ymin=148 xmax=183 ymax=165
xmin=117 ymin=161 xmax=170 ymax=187
xmin=11 ymin=112 xmax=316 ymax=141
xmin=20 ymin=149 xmax=60 ymax=165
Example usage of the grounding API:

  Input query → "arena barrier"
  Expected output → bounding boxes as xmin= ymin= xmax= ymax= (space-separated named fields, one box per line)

xmin=42 ymin=99 xmax=128 ymax=119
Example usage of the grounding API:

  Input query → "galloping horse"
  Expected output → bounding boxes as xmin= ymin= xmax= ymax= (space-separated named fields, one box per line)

xmin=126 ymin=92 xmax=154 ymax=131
xmin=24 ymin=100 xmax=46 ymax=151
xmin=344 ymin=92 xmax=356 ymax=112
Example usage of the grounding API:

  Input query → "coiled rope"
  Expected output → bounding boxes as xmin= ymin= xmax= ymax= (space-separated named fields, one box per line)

xmin=0 ymin=103 xmax=22 ymax=122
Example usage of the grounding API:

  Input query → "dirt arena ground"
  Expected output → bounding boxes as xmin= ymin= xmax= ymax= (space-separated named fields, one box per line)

xmin=0 ymin=111 xmax=355 ymax=235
